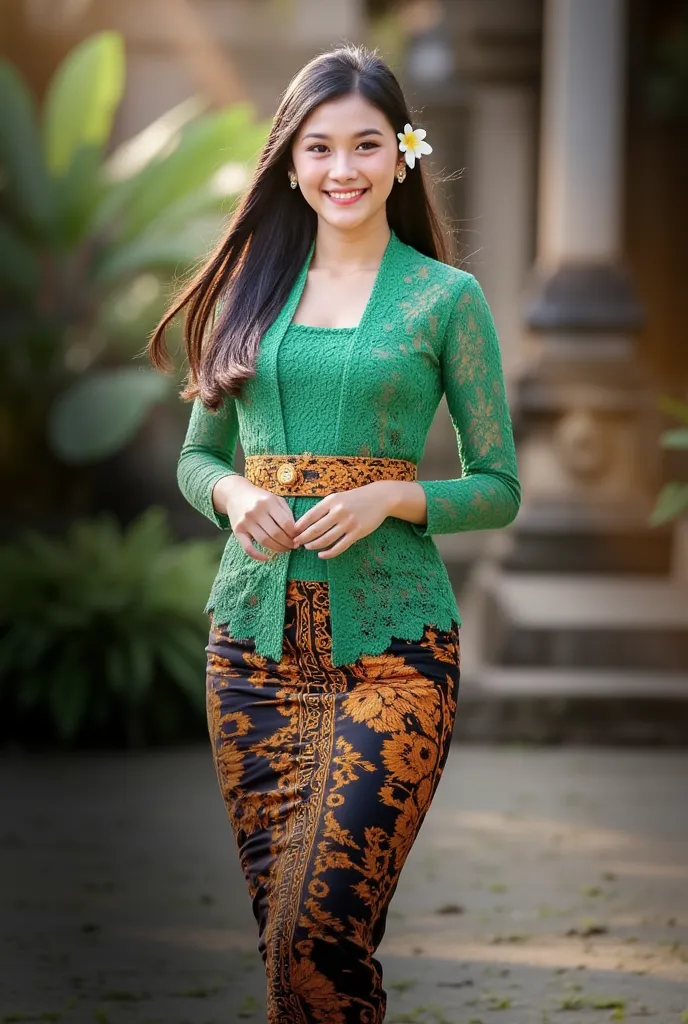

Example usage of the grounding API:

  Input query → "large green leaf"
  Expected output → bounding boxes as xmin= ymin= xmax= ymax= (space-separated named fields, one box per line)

xmin=93 ymin=182 xmax=242 ymax=286
xmin=97 ymin=274 xmax=173 ymax=360
xmin=43 ymin=30 xmax=125 ymax=177
xmin=90 ymin=95 xmax=206 ymax=234
xmin=0 ymin=60 xmax=56 ymax=232
xmin=649 ymin=482 xmax=688 ymax=525
xmin=93 ymin=215 xmax=223 ymax=286
xmin=0 ymin=219 xmax=40 ymax=297
xmin=661 ymin=427 xmax=688 ymax=450
xmin=117 ymin=103 xmax=265 ymax=241
xmin=105 ymin=95 xmax=207 ymax=182
xmin=53 ymin=144 xmax=103 ymax=246
xmin=138 ymin=176 xmax=243 ymax=238
xmin=47 ymin=366 xmax=170 ymax=464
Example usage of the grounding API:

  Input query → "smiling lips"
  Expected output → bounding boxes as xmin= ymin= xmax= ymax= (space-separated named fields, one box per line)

xmin=324 ymin=188 xmax=369 ymax=205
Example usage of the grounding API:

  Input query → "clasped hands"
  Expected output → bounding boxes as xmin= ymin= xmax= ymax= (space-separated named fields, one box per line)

xmin=222 ymin=477 xmax=397 ymax=563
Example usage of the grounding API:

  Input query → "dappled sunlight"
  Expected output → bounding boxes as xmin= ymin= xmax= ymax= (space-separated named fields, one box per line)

xmin=602 ymin=859 xmax=688 ymax=882
xmin=382 ymin=931 xmax=688 ymax=983
xmin=119 ymin=922 xmax=688 ymax=984
xmin=435 ymin=809 xmax=682 ymax=858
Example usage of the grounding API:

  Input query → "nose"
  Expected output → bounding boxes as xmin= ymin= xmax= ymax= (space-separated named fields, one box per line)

xmin=330 ymin=150 xmax=358 ymax=182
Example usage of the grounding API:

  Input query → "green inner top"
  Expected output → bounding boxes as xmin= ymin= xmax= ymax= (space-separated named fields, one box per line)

xmin=276 ymin=321 xmax=357 ymax=580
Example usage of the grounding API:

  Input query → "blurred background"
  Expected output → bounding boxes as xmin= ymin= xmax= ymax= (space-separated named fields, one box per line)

xmin=1 ymin=3 xmax=688 ymax=1022
xmin=1 ymin=0 xmax=686 ymax=751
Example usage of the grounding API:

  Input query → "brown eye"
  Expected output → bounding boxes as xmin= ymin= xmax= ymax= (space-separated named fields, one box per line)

xmin=306 ymin=142 xmax=379 ymax=153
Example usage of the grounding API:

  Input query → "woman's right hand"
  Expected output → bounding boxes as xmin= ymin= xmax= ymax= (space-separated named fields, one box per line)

xmin=213 ymin=476 xmax=298 ymax=561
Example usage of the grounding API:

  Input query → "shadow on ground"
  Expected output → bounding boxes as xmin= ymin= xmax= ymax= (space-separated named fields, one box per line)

xmin=1 ymin=745 xmax=687 ymax=1023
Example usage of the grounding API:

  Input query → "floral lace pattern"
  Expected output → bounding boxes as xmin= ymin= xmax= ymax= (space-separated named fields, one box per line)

xmin=411 ymin=275 xmax=522 ymax=537
xmin=176 ymin=229 xmax=521 ymax=666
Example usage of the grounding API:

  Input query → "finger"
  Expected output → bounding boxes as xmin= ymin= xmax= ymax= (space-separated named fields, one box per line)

xmin=304 ymin=522 xmax=348 ymax=550
xmin=316 ymin=533 xmax=353 ymax=558
xmin=294 ymin=508 xmax=340 ymax=545
xmin=269 ymin=503 xmax=299 ymax=544
xmin=277 ymin=495 xmax=297 ymax=523
xmin=292 ymin=514 xmax=316 ymax=539
xmin=294 ymin=520 xmax=330 ymax=545
xmin=235 ymin=529 xmax=270 ymax=561
xmin=301 ymin=511 xmax=355 ymax=547
xmin=250 ymin=494 xmax=295 ymax=549
xmin=293 ymin=499 xmax=331 ymax=537
xmin=252 ymin=521 xmax=293 ymax=553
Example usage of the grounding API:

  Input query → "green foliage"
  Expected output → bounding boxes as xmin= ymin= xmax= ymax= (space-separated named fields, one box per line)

xmin=0 ymin=508 xmax=223 ymax=748
xmin=43 ymin=30 xmax=125 ymax=178
xmin=0 ymin=60 xmax=55 ymax=232
xmin=0 ymin=30 xmax=269 ymax=500
xmin=650 ymin=397 xmax=688 ymax=525
xmin=48 ymin=367 xmax=170 ymax=465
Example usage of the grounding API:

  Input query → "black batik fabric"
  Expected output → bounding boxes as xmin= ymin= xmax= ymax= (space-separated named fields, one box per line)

xmin=205 ymin=578 xmax=460 ymax=1024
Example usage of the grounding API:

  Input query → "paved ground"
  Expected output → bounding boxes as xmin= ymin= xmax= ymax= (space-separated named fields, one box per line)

xmin=1 ymin=744 xmax=687 ymax=1023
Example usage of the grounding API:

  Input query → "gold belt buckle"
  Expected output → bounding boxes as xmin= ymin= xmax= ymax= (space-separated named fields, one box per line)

xmin=275 ymin=452 xmax=311 ymax=488
xmin=276 ymin=462 xmax=297 ymax=485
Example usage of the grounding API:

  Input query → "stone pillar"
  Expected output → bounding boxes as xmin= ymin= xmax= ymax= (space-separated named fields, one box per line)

xmin=461 ymin=0 xmax=688 ymax=704
xmin=537 ymin=0 xmax=626 ymax=270
xmin=507 ymin=0 xmax=667 ymax=576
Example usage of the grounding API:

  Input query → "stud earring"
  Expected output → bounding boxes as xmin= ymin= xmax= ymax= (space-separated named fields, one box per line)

xmin=289 ymin=172 xmax=298 ymax=189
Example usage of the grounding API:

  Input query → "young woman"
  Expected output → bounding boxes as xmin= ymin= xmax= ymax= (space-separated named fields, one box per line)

xmin=149 ymin=43 xmax=520 ymax=1024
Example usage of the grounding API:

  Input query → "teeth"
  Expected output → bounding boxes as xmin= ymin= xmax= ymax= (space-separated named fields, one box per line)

xmin=328 ymin=189 xmax=365 ymax=199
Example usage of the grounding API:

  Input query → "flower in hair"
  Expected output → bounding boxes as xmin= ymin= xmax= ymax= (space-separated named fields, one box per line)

xmin=397 ymin=123 xmax=432 ymax=169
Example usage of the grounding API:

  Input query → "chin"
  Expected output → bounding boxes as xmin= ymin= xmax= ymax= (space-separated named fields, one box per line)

xmin=326 ymin=215 xmax=374 ymax=234
xmin=319 ymin=202 xmax=383 ymax=227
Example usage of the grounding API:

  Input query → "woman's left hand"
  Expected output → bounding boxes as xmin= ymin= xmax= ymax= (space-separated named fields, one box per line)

xmin=291 ymin=482 xmax=392 ymax=558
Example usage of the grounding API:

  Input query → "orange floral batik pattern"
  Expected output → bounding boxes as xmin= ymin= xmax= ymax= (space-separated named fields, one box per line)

xmin=205 ymin=579 xmax=460 ymax=1024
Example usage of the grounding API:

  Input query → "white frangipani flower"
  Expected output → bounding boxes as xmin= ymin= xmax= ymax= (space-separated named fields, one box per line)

xmin=397 ymin=123 xmax=432 ymax=169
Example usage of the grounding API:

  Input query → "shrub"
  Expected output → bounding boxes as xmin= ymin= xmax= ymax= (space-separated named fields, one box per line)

xmin=650 ymin=396 xmax=688 ymax=525
xmin=0 ymin=507 xmax=223 ymax=748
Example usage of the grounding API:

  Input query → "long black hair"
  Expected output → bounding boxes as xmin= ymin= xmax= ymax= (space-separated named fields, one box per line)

xmin=149 ymin=43 xmax=454 ymax=411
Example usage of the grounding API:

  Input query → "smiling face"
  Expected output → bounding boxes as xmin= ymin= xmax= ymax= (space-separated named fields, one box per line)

xmin=289 ymin=92 xmax=405 ymax=232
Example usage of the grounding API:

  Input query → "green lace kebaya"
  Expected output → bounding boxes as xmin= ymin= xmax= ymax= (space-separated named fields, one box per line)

xmin=177 ymin=229 xmax=521 ymax=667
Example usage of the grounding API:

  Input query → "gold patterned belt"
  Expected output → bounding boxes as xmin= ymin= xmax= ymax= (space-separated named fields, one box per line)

xmin=243 ymin=452 xmax=417 ymax=497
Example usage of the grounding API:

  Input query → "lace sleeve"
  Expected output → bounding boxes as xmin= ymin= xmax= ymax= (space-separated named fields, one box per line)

xmin=176 ymin=395 xmax=241 ymax=530
xmin=411 ymin=274 xmax=521 ymax=536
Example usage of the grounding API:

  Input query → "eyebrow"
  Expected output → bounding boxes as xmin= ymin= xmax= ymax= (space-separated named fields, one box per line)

xmin=301 ymin=128 xmax=384 ymax=141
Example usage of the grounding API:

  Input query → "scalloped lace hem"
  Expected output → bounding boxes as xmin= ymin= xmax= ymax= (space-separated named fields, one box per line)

xmin=204 ymin=594 xmax=462 ymax=669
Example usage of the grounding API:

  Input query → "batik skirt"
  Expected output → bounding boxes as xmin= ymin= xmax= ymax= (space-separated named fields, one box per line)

xmin=205 ymin=578 xmax=460 ymax=1024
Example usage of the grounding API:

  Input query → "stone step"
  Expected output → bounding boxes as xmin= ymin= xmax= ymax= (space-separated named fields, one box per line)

xmin=462 ymin=666 xmax=688 ymax=698
xmin=449 ymin=566 xmax=688 ymax=743
xmin=452 ymin=690 xmax=688 ymax=745
xmin=479 ymin=570 xmax=688 ymax=671
xmin=491 ymin=572 xmax=688 ymax=628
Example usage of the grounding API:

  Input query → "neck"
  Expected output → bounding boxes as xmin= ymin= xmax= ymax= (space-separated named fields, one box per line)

xmin=310 ymin=218 xmax=392 ymax=274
